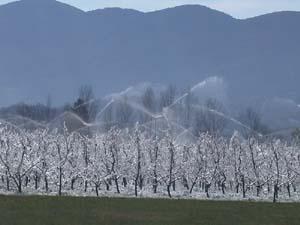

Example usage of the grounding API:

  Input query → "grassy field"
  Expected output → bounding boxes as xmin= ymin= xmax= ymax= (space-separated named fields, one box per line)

xmin=0 ymin=195 xmax=299 ymax=225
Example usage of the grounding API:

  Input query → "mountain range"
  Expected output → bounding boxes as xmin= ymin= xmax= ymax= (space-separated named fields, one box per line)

xmin=0 ymin=0 xmax=300 ymax=109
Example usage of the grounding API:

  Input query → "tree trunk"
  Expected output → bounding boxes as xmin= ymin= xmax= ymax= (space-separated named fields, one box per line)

xmin=95 ymin=184 xmax=99 ymax=197
xmin=189 ymin=177 xmax=198 ymax=194
xmin=6 ymin=171 xmax=10 ymax=191
xmin=84 ymin=180 xmax=88 ymax=192
xmin=153 ymin=178 xmax=158 ymax=194
xmin=71 ymin=178 xmax=75 ymax=190
xmin=273 ymin=184 xmax=278 ymax=203
xmin=45 ymin=176 xmax=49 ymax=192
xmin=134 ymin=178 xmax=139 ymax=197
xmin=58 ymin=167 xmax=62 ymax=196
xmin=17 ymin=175 xmax=22 ymax=193
xmin=241 ymin=176 xmax=246 ymax=198
xmin=135 ymin=136 xmax=141 ymax=197
xmin=205 ymin=183 xmax=211 ymax=198
xmin=139 ymin=175 xmax=143 ymax=190
xmin=183 ymin=177 xmax=189 ymax=190
xmin=287 ymin=184 xmax=291 ymax=198
xmin=167 ymin=142 xmax=175 ymax=198
xmin=171 ymin=181 xmax=175 ymax=192
xmin=25 ymin=176 xmax=29 ymax=187
xmin=256 ymin=183 xmax=261 ymax=197
xmin=222 ymin=182 xmax=226 ymax=195
xmin=122 ymin=177 xmax=127 ymax=187
xmin=105 ymin=182 xmax=110 ymax=191
xmin=167 ymin=184 xmax=172 ymax=198
xmin=17 ymin=184 xmax=22 ymax=193
xmin=236 ymin=183 xmax=239 ymax=194
xmin=114 ymin=177 xmax=120 ymax=194
xmin=34 ymin=172 xmax=39 ymax=190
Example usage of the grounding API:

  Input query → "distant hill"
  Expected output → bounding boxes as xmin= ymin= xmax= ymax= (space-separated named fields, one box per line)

xmin=0 ymin=0 xmax=300 ymax=108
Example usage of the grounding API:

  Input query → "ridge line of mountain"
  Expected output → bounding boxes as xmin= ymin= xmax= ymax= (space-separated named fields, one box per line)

xmin=1 ymin=0 xmax=300 ymax=20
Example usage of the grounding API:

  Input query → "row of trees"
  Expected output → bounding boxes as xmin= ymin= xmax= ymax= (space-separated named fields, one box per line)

xmin=0 ymin=125 xmax=299 ymax=202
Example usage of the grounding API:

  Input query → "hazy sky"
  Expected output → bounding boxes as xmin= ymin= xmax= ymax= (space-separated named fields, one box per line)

xmin=0 ymin=0 xmax=300 ymax=18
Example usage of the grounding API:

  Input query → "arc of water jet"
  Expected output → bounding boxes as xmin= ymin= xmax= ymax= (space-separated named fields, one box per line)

xmin=0 ymin=119 xmax=27 ymax=134
xmin=46 ymin=111 xmax=92 ymax=128
xmin=140 ymin=124 xmax=160 ymax=135
xmin=19 ymin=121 xmax=46 ymax=129
xmin=74 ymin=87 xmax=134 ymax=111
xmin=192 ymin=104 xmax=263 ymax=137
xmin=64 ymin=112 xmax=92 ymax=127
xmin=12 ymin=115 xmax=47 ymax=128
xmin=263 ymin=127 xmax=297 ymax=138
xmin=168 ymin=93 xmax=188 ymax=109
xmin=174 ymin=128 xmax=197 ymax=145
xmin=73 ymin=97 xmax=102 ymax=110
xmin=95 ymin=99 xmax=115 ymax=120
xmin=161 ymin=79 xmax=263 ymax=137
xmin=96 ymin=86 xmax=134 ymax=120
xmin=105 ymin=87 xmax=133 ymax=101
xmin=2 ymin=114 xmax=47 ymax=129
xmin=71 ymin=121 xmax=121 ymax=134
xmin=169 ymin=120 xmax=197 ymax=139
xmin=167 ymin=80 xmax=210 ymax=109
xmin=126 ymin=100 xmax=162 ymax=119
xmin=158 ymin=107 xmax=197 ymax=140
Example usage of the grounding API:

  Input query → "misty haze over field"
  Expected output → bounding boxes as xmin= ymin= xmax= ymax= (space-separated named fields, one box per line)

xmin=0 ymin=0 xmax=300 ymax=131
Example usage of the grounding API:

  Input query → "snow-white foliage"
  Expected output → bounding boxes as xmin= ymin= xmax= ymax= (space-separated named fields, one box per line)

xmin=0 ymin=125 xmax=299 ymax=203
